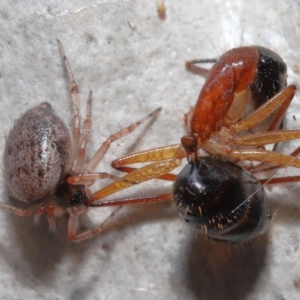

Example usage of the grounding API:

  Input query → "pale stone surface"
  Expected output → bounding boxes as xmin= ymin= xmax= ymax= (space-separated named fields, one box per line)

xmin=0 ymin=1 xmax=300 ymax=299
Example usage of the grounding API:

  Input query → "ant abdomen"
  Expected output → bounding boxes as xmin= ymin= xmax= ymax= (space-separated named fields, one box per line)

xmin=173 ymin=157 xmax=272 ymax=243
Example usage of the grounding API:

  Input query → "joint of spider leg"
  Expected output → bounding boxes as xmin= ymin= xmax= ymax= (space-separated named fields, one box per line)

xmin=71 ymin=82 xmax=78 ymax=93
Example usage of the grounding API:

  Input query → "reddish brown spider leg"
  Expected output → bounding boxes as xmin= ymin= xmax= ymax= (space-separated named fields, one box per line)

xmin=75 ymin=91 xmax=92 ymax=173
xmin=0 ymin=203 xmax=31 ymax=217
xmin=33 ymin=203 xmax=64 ymax=232
xmin=185 ymin=59 xmax=217 ymax=77
xmin=68 ymin=206 xmax=122 ymax=242
xmin=57 ymin=40 xmax=81 ymax=166
xmin=85 ymin=107 xmax=162 ymax=173
xmin=91 ymin=193 xmax=173 ymax=207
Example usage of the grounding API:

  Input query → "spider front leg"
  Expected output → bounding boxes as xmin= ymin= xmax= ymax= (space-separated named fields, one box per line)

xmin=85 ymin=107 xmax=162 ymax=173
xmin=57 ymin=40 xmax=81 ymax=166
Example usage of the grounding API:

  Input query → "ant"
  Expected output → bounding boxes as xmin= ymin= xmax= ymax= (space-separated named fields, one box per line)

xmin=0 ymin=40 xmax=161 ymax=242
xmin=88 ymin=46 xmax=300 ymax=243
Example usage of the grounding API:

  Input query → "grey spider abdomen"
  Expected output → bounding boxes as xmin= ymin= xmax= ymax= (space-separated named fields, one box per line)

xmin=4 ymin=102 xmax=71 ymax=202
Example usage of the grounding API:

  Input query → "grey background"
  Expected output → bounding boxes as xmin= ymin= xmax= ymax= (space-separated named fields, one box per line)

xmin=1 ymin=1 xmax=300 ymax=299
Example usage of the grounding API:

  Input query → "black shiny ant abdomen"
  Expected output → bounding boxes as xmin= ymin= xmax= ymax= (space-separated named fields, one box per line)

xmin=173 ymin=157 xmax=272 ymax=243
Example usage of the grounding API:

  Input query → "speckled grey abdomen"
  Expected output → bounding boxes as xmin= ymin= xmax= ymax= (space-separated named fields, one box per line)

xmin=4 ymin=102 xmax=71 ymax=202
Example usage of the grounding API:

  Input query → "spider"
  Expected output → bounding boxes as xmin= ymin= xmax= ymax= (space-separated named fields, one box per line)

xmin=0 ymin=40 xmax=160 ymax=242
xmin=86 ymin=46 xmax=300 ymax=243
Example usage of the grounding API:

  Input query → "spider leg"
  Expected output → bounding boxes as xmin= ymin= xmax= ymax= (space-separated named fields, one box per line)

xmin=85 ymin=107 xmax=161 ymax=172
xmin=57 ymin=39 xmax=81 ymax=168
xmin=33 ymin=204 xmax=64 ymax=233
xmin=67 ymin=206 xmax=122 ymax=242
xmin=74 ymin=91 xmax=92 ymax=172
xmin=0 ymin=203 xmax=31 ymax=217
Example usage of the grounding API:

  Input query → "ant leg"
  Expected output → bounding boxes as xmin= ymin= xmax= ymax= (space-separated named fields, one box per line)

xmin=91 ymin=158 xmax=182 ymax=202
xmin=232 ymin=85 xmax=296 ymax=133
xmin=185 ymin=59 xmax=217 ymax=77
xmin=260 ymin=176 xmax=300 ymax=185
xmin=57 ymin=40 xmax=81 ymax=167
xmin=112 ymin=144 xmax=184 ymax=167
xmin=74 ymin=91 xmax=92 ymax=172
xmin=267 ymin=86 xmax=293 ymax=131
xmin=111 ymin=166 xmax=177 ymax=181
xmin=85 ymin=107 xmax=161 ymax=172
xmin=68 ymin=206 xmax=122 ymax=242
xmin=233 ymin=130 xmax=300 ymax=146
xmin=231 ymin=149 xmax=300 ymax=168
xmin=110 ymin=144 xmax=185 ymax=182
xmin=91 ymin=193 xmax=173 ymax=207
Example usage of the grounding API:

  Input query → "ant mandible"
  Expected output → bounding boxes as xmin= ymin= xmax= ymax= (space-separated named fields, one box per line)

xmin=88 ymin=46 xmax=300 ymax=243
xmin=0 ymin=40 xmax=161 ymax=242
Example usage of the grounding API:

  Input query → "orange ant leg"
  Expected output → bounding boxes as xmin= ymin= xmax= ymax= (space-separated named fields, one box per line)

xmin=260 ymin=176 xmax=300 ymax=185
xmin=112 ymin=166 xmax=177 ymax=181
xmin=67 ymin=206 xmax=122 ymax=242
xmin=91 ymin=193 xmax=173 ymax=207
xmin=109 ymin=144 xmax=184 ymax=183
xmin=112 ymin=144 xmax=184 ymax=167
xmin=267 ymin=86 xmax=294 ymax=131
xmin=252 ymin=135 xmax=300 ymax=174
xmin=233 ymin=130 xmax=300 ymax=146
xmin=231 ymin=149 xmax=300 ymax=168
xmin=85 ymin=107 xmax=161 ymax=173
xmin=232 ymin=85 xmax=296 ymax=133
xmin=90 ymin=158 xmax=182 ymax=202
